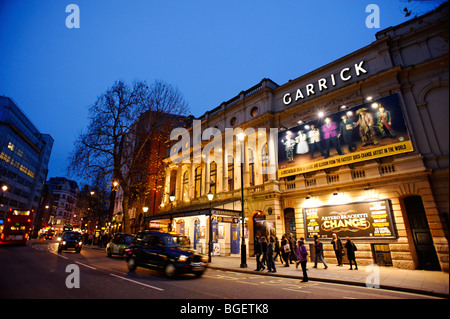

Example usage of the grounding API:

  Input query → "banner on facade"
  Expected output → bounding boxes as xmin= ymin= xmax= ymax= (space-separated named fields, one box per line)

xmin=302 ymin=199 xmax=397 ymax=239
xmin=278 ymin=94 xmax=413 ymax=177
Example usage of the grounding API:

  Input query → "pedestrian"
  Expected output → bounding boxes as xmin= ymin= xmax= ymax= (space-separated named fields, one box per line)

xmin=288 ymin=233 xmax=298 ymax=264
xmin=274 ymin=237 xmax=282 ymax=263
xmin=266 ymin=236 xmax=277 ymax=273
xmin=281 ymin=234 xmax=291 ymax=267
xmin=261 ymin=236 xmax=268 ymax=268
xmin=254 ymin=236 xmax=265 ymax=271
xmin=331 ymin=233 xmax=344 ymax=266
xmin=313 ymin=234 xmax=328 ymax=269
xmin=345 ymin=237 xmax=358 ymax=270
xmin=296 ymin=238 xmax=309 ymax=282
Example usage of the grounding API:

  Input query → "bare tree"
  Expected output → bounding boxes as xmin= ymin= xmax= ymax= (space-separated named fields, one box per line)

xmin=68 ymin=80 xmax=189 ymax=233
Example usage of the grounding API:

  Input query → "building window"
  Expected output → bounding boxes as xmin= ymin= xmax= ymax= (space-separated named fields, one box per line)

xmin=230 ymin=117 xmax=237 ymax=127
xmin=248 ymin=148 xmax=255 ymax=187
xmin=261 ymin=143 xmax=269 ymax=183
xmin=194 ymin=166 xmax=202 ymax=198
xmin=250 ymin=106 xmax=259 ymax=117
xmin=227 ymin=155 xmax=234 ymax=191
xmin=210 ymin=162 xmax=216 ymax=194
xmin=182 ymin=170 xmax=189 ymax=201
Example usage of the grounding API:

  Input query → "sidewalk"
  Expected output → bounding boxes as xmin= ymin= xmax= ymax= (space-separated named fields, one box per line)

xmin=208 ymin=255 xmax=449 ymax=298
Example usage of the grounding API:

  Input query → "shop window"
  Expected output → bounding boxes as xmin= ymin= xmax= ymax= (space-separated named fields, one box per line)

xmin=248 ymin=148 xmax=255 ymax=186
xmin=371 ymin=244 xmax=393 ymax=266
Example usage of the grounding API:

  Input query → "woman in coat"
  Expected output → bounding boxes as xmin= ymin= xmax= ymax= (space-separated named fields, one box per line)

xmin=345 ymin=237 xmax=358 ymax=270
xmin=296 ymin=239 xmax=309 ymax=282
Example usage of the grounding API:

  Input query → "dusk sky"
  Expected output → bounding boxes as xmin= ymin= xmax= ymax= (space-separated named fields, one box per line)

xmin=0 ymin=0 xmax=441 ymax=180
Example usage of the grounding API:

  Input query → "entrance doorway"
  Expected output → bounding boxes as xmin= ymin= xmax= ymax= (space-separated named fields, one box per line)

xmin=284 ymin=208 xmax=296 ymax=239
xmin=253 ymin=212 xmax=267 ymax=238
xmin=404 ymin=196 xmax=441 ymax=270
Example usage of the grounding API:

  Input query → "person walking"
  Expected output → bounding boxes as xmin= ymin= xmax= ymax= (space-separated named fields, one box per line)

xmin=254 ymin=236 xmax=265 ymax=271
xmin=331 ymin=233 xmax=344 ymax=266
xmin=313 ymin=235 xmax=328 ymax=269
xmin=288 ymin=233 xmax=297 ymax=265
xmin=345 ymin=237 xmax=358 ymax=270
xmin=281 ymin=235 xmax=291 ymax=267
xmin=261 ymin=236 xmax=268 ymax=268
xmin=266 ymin=236 xmax=277 ymax=273
xmin=296 ymin=238 xmax=309 ymax=282
xmin=274 ymin=237 xmax=282 ymax=263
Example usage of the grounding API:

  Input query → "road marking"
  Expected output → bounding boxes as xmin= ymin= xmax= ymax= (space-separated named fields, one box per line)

xmin=109 ymin=274 xmax=164 ymax=291
xmin=282 ymin=288 xmax=311 ymax=294
xmin=75 ymin=261 xmax=97 ymax=270
xmin=236 ymin=280 xmax=259 ymax=286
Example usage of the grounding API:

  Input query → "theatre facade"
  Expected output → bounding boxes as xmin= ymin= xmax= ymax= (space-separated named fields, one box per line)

xmin=151 ymin=5 xmax=449 ymax=271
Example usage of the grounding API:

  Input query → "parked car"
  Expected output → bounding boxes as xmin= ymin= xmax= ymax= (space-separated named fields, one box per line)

xmin=57 ymin=231 xmax=82 ymax=253
xmin=106 ymin=233 xmax=134 ymax=257
xmin=125 ymin=230 xmax=207 ymax=278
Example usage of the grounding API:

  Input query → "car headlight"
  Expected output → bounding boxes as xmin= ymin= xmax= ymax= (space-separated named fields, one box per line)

xmin=79 ymin=241 xmax=83 ymax=246
xmin=201 ymin=256 xmax=208 ymax=263
xmin=57 ymin=237 xmax=62 ymax=241
xmin=62 ymin=241 xmax=66 ymax=245
xmin=178 ymin=255 xmax=188 ymax=262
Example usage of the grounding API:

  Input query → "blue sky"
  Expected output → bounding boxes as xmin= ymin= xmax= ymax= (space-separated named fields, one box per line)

xmin=0 ymin=0 xmax=441 ymax=179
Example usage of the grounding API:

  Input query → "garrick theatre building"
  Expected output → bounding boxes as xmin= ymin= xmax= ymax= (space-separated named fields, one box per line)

xmin=150 ymin=5 xmax=449 ymax=272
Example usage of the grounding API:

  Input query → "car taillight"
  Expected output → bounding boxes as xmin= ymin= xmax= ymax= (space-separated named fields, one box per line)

xmin=27 ymin=219 xmax=31 ymax=223
xmin=0 ymin=233 xmax=4 ymax=240
xmin=24 ymin=233 xmax=29 ymax=239
xmin=7 ymin=218 xmax=10 ymax=223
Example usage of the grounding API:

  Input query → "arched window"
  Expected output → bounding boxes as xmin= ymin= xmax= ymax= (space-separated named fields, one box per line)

xmin=248 ymin=148 xmax=255 ymax=187
xmin=182 ymin=170 xmax=189 ymax=201
xmin=210 ymin=162 xmax=217 ymax=194
xmin=227 ymin=155 xmax=234 ymax=191
xmin=261 ymin=143 xmax=269 ymax=183
xmin=194 ymin=166 xmax=202 ymax=198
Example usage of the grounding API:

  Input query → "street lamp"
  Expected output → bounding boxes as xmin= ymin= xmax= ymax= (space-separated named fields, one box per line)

xmin=237 ymin=132 xmax=247 ymax=268
xmin=207 ymin=190 xmax=214 ymax=263
xmin=143 ymin=206 xmax=149 ymax=213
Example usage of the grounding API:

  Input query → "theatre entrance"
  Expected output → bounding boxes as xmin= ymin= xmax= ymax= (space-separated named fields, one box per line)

xmin=404 ymin=196 xmax=441 ymax=270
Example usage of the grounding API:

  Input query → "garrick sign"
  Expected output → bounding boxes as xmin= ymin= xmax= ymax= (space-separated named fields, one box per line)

xmin=303 ymin=199 xmax=397 ymax=239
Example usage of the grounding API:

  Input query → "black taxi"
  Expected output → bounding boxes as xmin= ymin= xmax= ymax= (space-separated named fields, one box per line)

xmin=125 ymin=230 xmax=207 ymax=278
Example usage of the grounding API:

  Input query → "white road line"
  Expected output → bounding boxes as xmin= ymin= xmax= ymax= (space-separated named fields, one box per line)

xmin=282 ymin=288 xmax=311 ymax=294
xmin=109 ymin=274 xmax=164 ymax=291
xmin=75 ymin=261 xmax=97 ymax=270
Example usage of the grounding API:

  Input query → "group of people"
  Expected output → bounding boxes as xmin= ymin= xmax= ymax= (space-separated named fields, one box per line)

xmin=281 ymin=105 xmax=397 ymax=162
xmin=254 ymin=233 xmax=359 ymax=283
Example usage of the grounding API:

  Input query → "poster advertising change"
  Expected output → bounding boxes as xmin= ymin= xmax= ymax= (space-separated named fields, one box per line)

xmin=302 ymin=199 xmax=397 ymax=239
xmin=278 ymin=94 xmax=413 ymax=177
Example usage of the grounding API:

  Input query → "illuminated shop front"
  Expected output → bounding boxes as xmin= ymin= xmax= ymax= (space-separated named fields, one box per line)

xmin=154 ymin=5 xmax=448 ymax=271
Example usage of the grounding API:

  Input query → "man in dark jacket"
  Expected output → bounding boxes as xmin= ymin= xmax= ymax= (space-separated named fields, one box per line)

xmin=313 ymin=235 xmax=328 ymax=269
xmin=254 ymin=236 xmax=265 ymax=271
xmin=331 ymin=233 xmax=344 ymax=266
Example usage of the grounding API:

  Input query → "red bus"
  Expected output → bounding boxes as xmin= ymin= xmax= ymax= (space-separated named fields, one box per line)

xmin=0 ymin=209 xmax=34 ymax=245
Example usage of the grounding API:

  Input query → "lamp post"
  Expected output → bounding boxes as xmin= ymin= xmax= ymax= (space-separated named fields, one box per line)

xmin=237 ymin=133 xmax=247 ymax=268
xmin=207 ymin=190 xmax=214 ymax=263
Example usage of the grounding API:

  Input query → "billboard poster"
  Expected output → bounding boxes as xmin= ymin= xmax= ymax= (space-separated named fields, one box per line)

xmin=302 ymin=199 xmax=397 ymax=239
xmin=278 ymin=94 xmax=413 ymax=177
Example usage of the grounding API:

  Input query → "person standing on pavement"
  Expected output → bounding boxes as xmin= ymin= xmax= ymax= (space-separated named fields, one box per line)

xmin=266 ymin=236 xmax=277 ymax=273
xmin=281 ymin=234 xmax=290 ymax=267
xmin=254 ymin=236 xmax=265 ymax=271
xmin=296 ymin=238 xmax=309 ymax=282
xmin=331 ymin=233 xmax=344 ymax=266
xmin=313 ymin=235 xmax=328 ymax=269
xmin=345 ymin=237 xmax=358 ymax=270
